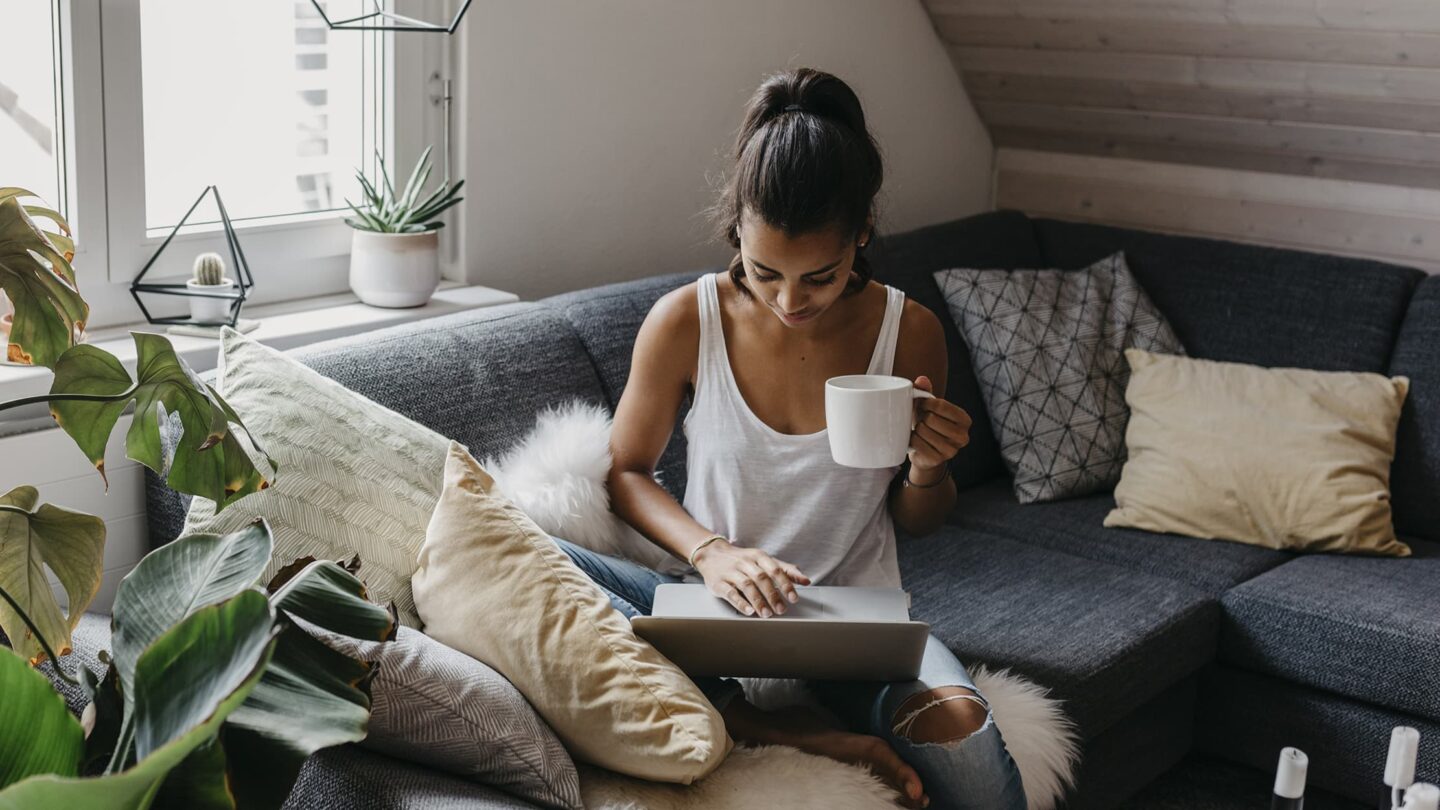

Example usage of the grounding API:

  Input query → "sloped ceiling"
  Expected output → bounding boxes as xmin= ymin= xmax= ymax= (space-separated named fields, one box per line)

xmin=922 ymin=0 xmax=1440 ymax=189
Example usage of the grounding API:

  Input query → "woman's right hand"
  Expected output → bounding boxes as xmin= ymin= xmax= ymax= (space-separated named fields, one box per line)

xmin=692 ymin=540 xmax=811 ymax=618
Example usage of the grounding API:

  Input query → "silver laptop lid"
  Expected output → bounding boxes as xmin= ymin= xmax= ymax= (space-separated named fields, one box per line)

xmin=650 ymin=584 xmax=910 ymax=622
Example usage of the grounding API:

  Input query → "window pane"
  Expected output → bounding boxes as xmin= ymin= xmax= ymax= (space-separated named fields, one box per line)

xmin=140 ymin=0 xmax=382 ymax=230
xmin=0 ymin=1 xmax=64 ymax=213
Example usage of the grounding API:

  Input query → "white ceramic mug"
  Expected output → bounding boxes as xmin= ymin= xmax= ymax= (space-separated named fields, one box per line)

xmin=825 ymin=374 xmax=934 ymax=468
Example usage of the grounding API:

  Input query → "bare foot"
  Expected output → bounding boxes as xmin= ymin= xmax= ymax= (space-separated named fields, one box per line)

xmin=768 ymin=707 xmax=928 ymax=808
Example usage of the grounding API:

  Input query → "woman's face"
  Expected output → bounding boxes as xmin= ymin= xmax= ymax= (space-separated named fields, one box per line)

xmin=736 ymin=212 xmax=868 ymax=329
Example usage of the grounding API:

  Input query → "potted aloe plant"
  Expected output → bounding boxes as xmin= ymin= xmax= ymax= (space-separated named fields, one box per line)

xmin=345 ymin=146 xmax=464 ymax=308
xmin=0 ymin=187 xmax=395 ymax=808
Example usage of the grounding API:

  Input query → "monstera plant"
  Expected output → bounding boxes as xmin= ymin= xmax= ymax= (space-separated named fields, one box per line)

xmin=0 ymin=188 xmax=395 ymax=808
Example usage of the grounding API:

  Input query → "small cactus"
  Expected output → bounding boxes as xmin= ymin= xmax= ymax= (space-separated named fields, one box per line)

xmin=192 ymin=252 xmax=227 ymax=286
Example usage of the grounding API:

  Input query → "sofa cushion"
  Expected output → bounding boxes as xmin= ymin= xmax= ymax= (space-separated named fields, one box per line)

xmin=1390 ymin=275 xmax=1440 ymax=542
xmin=868 ymin=209 xmax=1044 ymax=489
xmin=412 ymin=443 xmax=731 ymax=784
xmin=1220 ymin=537 xmax=1440 ymax=721
xmin=1032 ymin=218 xmax=1423 ymax=373
xmin=946 ymin=479 xmax=1291 ymax=594
xmin=1196 ymin=666 xmax=1440 ymax=806
xmin=314 ymin=625 xmax=582 ymax=810
xmin=538 ymin=270 xmax=706 ymax=502
xmin=286 ymin=744 xmax=543 ymax=810
xmin=934 ymin=251 xmax=1185 ymax=503
xmin=897 ymin=529 xmax=1217 ymax=738
xmin=183 ymin=329 xmax=452 ymax=629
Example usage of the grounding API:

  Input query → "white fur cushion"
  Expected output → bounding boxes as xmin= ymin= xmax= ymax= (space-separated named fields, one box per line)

xmin=478 ymin=399 xmax=672 ymax=569
xmin=484 ymin=398 xmax=1081 ymax=809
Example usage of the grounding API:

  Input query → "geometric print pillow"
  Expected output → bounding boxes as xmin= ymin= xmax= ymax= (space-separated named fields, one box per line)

xmin=934 ymin=252 xmax=1185 ymax=503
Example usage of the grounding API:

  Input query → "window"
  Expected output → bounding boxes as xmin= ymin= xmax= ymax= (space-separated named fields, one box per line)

xmin=0 ymin=1 xmax=67 ymax=217
xmin=0 ymin=1 xmax=445 ymax=330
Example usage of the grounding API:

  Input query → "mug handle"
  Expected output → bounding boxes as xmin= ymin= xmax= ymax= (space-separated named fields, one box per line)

xmin=910 ymin=387 xmax=934 ymax=429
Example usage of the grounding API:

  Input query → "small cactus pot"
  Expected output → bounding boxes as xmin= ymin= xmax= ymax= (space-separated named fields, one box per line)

xmin=186 ymin=277 xmax=237 ymax=324
xmin=348 ymin=229 xmax=440 ymax=308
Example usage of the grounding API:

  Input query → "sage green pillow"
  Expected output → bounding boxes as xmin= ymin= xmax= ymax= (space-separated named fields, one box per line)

xmin=182 ymin=328 xmax=450 ymax=627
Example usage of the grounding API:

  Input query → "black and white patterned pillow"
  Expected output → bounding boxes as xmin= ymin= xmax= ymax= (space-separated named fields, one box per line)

xmin=934 ymin=252 xmax=1184 ymax=503
xmin=310 ymin=624 xmax=584 ymax=810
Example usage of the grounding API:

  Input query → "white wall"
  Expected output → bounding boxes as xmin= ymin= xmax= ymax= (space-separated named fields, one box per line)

xmin=452 ymin=0 xmax=992 ymax=300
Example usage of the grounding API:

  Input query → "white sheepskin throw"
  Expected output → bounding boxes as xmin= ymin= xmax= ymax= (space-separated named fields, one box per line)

xmin=580 ymin=670 xmax=1079 ymax=810
xmin=487 ymin=398 xmax=1082 ymax=809
xmin=477 ymin=399 xmax=671 ymax=569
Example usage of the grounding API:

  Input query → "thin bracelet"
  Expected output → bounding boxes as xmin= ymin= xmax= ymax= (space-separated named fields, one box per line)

xmin=904 ymin=466 xmax=950 ymax=484
xmin=688 ymin=535 xmax=726 ymax=568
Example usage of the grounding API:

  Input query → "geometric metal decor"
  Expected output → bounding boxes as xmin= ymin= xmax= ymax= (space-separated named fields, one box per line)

xmin=129 ymin=185 xmax=254 ymax=328
xmin=307 ymin=0 xmax=474 ymax=33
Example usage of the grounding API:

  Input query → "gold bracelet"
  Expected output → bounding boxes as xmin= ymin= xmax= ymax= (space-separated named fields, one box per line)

xmin=688 ymin=535 xmax=726 ymax=568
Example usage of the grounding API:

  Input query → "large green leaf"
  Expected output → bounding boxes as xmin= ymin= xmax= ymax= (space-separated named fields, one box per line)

xmin=0 ymin=593 xmax=277 ymax=810
xmin=48 ymin=334 xmax=273 ymax=505
xmin=223 ymin=626 xmax=374 ymax=809
xmin=0 ymin=647 xmax=83 ymax=789
xmin=140 ymin=560 xmax=391 ymax=810
xmin=153 ymin=738 xmax=234 ymax=810
xmin=0 ymin=193 xmax=85 ymax=368
xmin=269 ymin=559 xmax=396 ymax=643
xmin=131 ymin=590 xmax=277 ymax=760
xmin=110 ymin=522 xmax=273 ymax=718
xmin=0 ymin=486 xmax=105 ymax=664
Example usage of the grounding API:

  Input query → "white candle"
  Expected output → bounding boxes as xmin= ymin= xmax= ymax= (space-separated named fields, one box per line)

xmin=1274 ymin=747 xmax=1308 ymax=799
xmin=1386 ymin=727 xmax=1421 ymax=788
xmin=1402 ymin=783 xmax=1439 ymax=810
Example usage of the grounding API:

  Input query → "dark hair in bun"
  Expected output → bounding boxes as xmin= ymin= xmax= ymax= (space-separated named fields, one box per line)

xmin=707 ymin=67 xmax=884 ymax=299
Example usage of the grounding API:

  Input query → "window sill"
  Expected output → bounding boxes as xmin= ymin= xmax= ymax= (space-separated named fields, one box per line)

xmin=0 ymin=283 xmax=519 ymax=432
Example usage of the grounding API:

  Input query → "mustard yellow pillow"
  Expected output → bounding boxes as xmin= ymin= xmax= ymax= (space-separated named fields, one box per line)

xmin=1104 ymin=349 xmax=1411 ymax=556
xmin=411 ymin=442 xmax=731 ymax=783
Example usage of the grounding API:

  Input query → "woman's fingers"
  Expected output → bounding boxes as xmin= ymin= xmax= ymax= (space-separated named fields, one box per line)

xmin=778 ymin=560 xmax=811 ymax=586
xmin=920 ymin=397 xmax=972 ymax=429
xmin=739 ymin=563 xmax=786 ymax=616
xmin=915 ymin=420 xmax=959 ymax=454
xmin=915 ymin=406 xmax=973 ymax=443
xmin=714 ymin=579 xmax=748 ymax=611
xmin=732 ymin=576 xmax=770 ymax=617
xmin=753 ymin=567 xmax=790 ymax=615
xmin=760 ymin=560 xmax=800 ymax=604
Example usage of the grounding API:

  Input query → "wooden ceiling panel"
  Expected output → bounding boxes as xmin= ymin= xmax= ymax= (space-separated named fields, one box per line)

xmin=923 ymin=0 xmax=1440 ymax=192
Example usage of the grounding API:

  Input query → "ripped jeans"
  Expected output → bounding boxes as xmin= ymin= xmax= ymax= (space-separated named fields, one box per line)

xmin=552 ymin=536 xmax=1028 ymax=810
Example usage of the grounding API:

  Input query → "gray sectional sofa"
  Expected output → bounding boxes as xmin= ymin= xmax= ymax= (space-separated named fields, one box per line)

xmin=84 ymin=210 xmax=1440 ymax=807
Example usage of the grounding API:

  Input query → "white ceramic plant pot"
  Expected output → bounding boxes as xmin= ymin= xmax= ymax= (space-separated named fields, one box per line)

xmin=186 ymin=278 xmax=236 ymax=323
xmin=349 ymin=229 xmax=440 ymax=308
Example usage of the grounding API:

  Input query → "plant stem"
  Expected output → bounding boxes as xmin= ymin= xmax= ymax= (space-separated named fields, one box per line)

xmin=0 ymin=584 xmax=80 ymax=686
xmin=0 ymin=387 xmax=139 ymax=413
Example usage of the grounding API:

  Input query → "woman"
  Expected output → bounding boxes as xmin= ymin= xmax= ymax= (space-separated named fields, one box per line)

xmin=553 ymin=67 xmax=1027 ymax=810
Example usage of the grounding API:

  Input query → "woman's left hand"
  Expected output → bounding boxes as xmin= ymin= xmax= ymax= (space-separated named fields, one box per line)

xmin=907 ymin=375 xmax=971 ymax=473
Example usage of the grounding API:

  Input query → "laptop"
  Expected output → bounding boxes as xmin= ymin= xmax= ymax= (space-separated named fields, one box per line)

xmin=631 ymin=584 xmax=929 ymax=681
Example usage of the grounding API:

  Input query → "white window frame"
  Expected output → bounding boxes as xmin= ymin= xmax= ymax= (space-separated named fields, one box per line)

xmin=54 ymin=0 xmax=449 ymax=331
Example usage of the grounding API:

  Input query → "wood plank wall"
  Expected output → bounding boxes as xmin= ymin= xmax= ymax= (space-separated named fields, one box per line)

xmin=921 ymin=0 xmax=1440 ymax=273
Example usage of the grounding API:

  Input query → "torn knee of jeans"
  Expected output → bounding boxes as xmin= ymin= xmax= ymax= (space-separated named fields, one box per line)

xmin=891 ymin=686 xmax=991 ymax=745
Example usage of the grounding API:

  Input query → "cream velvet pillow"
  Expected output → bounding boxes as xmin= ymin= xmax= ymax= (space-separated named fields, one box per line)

xmin=411 ymin=441 xmax=732 ymax=784
xmin=1105 ymin=349 xmax=1411 ymax=556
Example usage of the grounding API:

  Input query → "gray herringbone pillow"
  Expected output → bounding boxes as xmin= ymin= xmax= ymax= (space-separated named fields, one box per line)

xmin=316 ymin=624 xmax=584 ymax=810
xmin=934 ymin=252 xmax=1184 ymax=503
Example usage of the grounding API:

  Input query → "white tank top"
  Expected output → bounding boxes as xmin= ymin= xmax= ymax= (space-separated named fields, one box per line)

xmin=665 ymin=271 xmax=907 ymax=587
